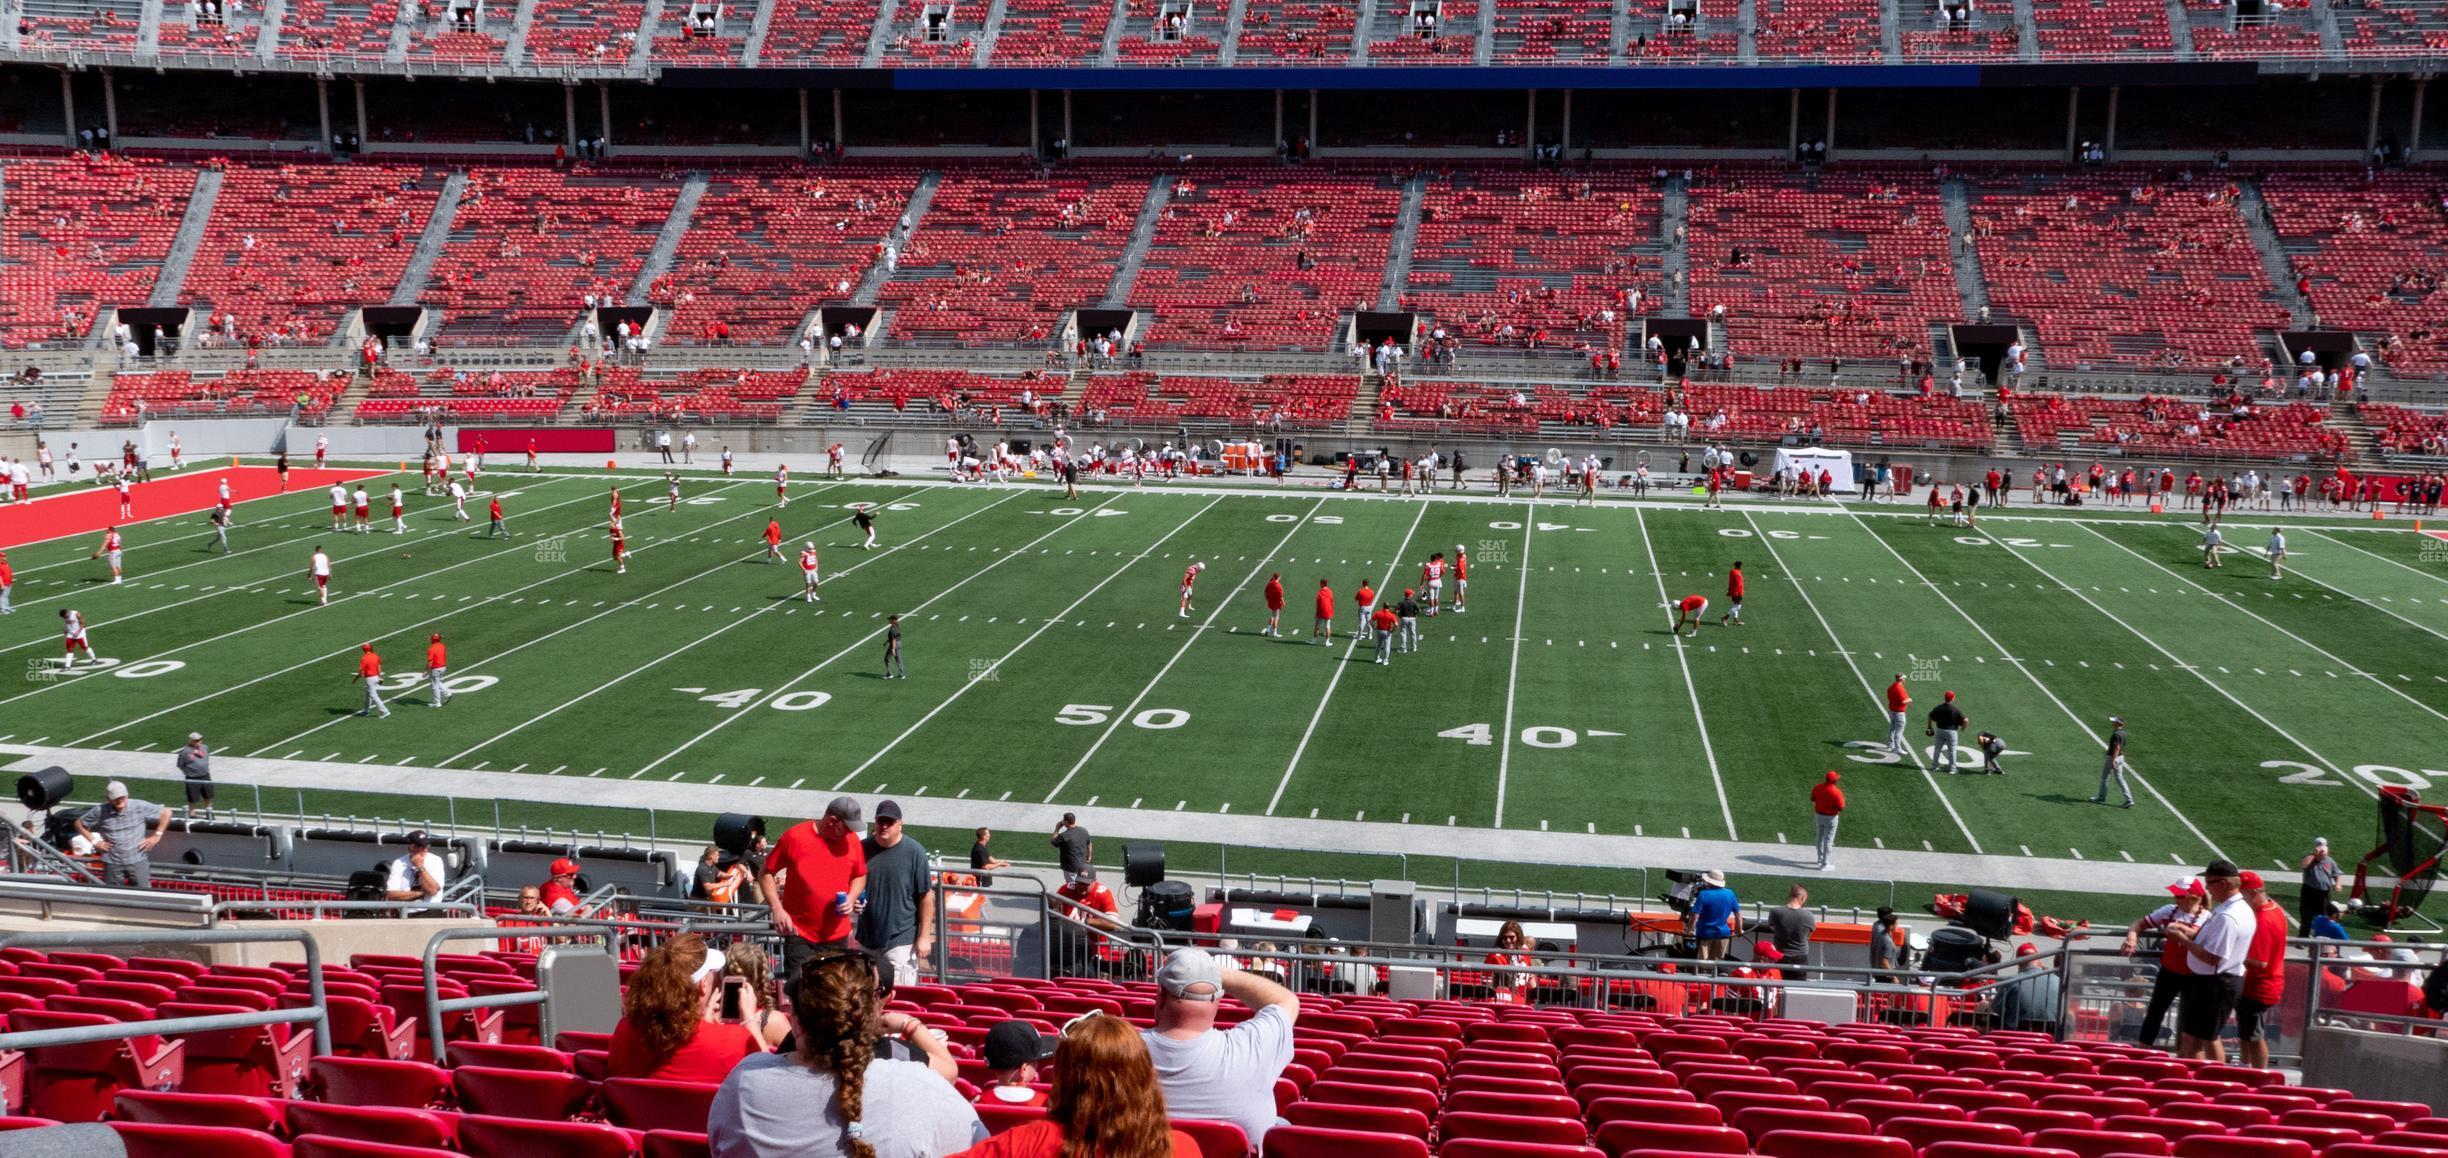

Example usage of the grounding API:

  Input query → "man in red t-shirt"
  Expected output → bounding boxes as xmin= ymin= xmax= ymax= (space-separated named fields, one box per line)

xmin=1371 ymin=604 xmax=1400 ymax=665
xmin=540 ymin=857 xmax=585 ymax=916
xmin=1721 ymin=562 xmax=1745 ymax=627
xmin=2119 ymin=876 xmax=2206 ymax=1049
xmin=1056 ymin=869 xmax=1121 ymax=931
xmin=1262 ymin=572 xmax=1285 ymax=638
xmin=2235 ymin=870 xmax=2290 ymax=1068
xmin=1312 ymin=579 xmax=1335 ymax=645
xmin=758 ymin=796 xmax=870 ymax=977
xmin=1671 ymin=593 xmax=1708 ymax=637
xmin=1884 ymin=673 xmax=1912 ymax=754
xmin=1352 ymin=580 xmax=1376 ymax=640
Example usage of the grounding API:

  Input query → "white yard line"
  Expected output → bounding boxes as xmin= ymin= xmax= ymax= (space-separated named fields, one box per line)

xmin=1740 ymin=512 xmax=1982 ymax=854
xmin=1633 ymin=507 xmax=1738 ymax=841
xmin=1491 ymin=500 xmax=1535 ymax=829
xmin=0 ymin=480 xmax=601 ymax=642
xmin=2307 ymin=528 xmax=2448 ymax=588
xmin=1042 ymin=498 xmax=1328 ymax=804
xmin=1839 ymin=507 xmax=2236 ymax=857
xmin=626 ymin=487 xmax=1106 ymax=778
xmin=471 ymin=489 xmax=1039 ymax=772
xmin=47 ymin=481 xmax=782 ymax=743
xmin=2080 ymin=522 xmax=2448 ymax=725
xmin=1266 ymin=497 xmax=1434 ymax=817
xmin=1983 ymin=526 xmax=2376 ymax=812
xmin=835 ymin=494 xmax=1229 ymax=790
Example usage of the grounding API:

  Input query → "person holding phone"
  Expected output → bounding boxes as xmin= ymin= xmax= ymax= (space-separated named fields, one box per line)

xmin=609 ymin=933 xmax=763 ymax=1083
xmin=722 ymin=942 xmax=790 ymax=1051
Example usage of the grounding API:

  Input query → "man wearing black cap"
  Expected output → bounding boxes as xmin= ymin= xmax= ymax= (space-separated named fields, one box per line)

xmin=383 ymin=831 xmax=446 ymax=911
xmin=857 ymin=800 xmax=936 ymax=989
xmin=975 ymin=1021 xmax=1053 ymax=1108
xmin=2091 ymin=716 xmax=2133 ymax=808
xmin=2164 ymin=859 xmax=2252 ymax=1061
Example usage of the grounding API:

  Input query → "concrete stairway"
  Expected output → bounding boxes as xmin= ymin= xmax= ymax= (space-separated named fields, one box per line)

xmin=389 ymin=171 xmax=470 ymax=307
xmin=1877 ymin=0 xmax=1900 ymax=60
xmin=742 ymin=0 xmax=778 ymax=63
xmin=1217 ymin=0 xmax=1251 ymax=63
xmin=2235 ymin=176 xmax=2315 ymax=329
xmin=969 ymin=0 xmax=1011 ymax=63
xmin=1658 ymin=175 xmax=1691 ymax=316
xmin=146 ymin=169 xmax=224 ymax=308
xmin=138 ymin=0 xmax=162 ymax=51
xmin=503 ymin=0 xmax=541 ymax=65
xmin=1377 ymin=173 xmax=1427 ymax=310
xmin=1736 ymin=0 xmax=1757 ymax=62
xmin=629 ymin=0 xmax=665 ymax=66
xmin=1102 ymin=174 xmax=1175 ymax=309
xmin=2010 ymin=0 xmax=2038 ymax=60
xmin=2162 ymin=0 xmax=2193 ymax=57
xmin=855 ymin=171 xmax=940 ymax=305
xmin=1350 ymin=0 xmax=1376 ymax=61
xmin=860 ymin=0 xmax=900 ymax=65
xmin=254 ymin=0 xmax=287 ymax=57
xmin=629 ymin=173 xmax=709 ymax=308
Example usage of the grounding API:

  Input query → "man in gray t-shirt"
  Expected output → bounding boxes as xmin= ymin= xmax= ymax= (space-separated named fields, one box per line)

xmin=1764 ymin=884 xmax=1818 ymax=973
xmin=1141 ymin=947 xmax=1299 ymax=1147
xmin=854 ymin=800 xmax=935 ymax=989
xmin=73 ymin=781 xmax=170 ymax=889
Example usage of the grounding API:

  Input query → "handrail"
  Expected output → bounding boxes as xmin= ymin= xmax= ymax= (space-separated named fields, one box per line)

xmin=212 ymin=898 xmax=485 ymax=920
xmin=0 ymin=926 xmax=334 ymax=1055
xmin=4 ymin=829 xmax=107 ymax=888
xmin=931 ymin=873 xmax=1054 ymax=980
xmin=420 ymin=923 xmax=617 ymax=1064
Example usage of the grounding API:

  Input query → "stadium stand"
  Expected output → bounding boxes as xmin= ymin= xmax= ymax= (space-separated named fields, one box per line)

xmin=277 ymin=0 xmax=401 ymax=62
xmin=1234 ymin=0 xmax=1358 ymax=61
xmin=2029 ymin=0 xmax=2177 ymax=58
xmin=416 ymin=167 xmax=681 ymax=344
xmin=1685 ymin=169 xmax=1962 ymax=364
xmin=1488 ymin=0 xmax=1616 ymax=62
xmin=1129 ymin=166 xmax=1406 ymax=348
xmin=354 ymin=365 xmax=592 ymax=423
xmin=2358 ymin=403 xmax=2448 ymax=457
xmin=647 ymin=3 xmax=749 ymax=65
xmin=521 ymin=0 xmax=650 ymax=64
xmin=0 ymin=155 xmax=199 ymax=350
xmin=2007 ymin=395 xmax=2348 ymax=462
xmin=1754 ymin=0 xmax=1885 ymax=60
xmin=1398 ymin=169 xmax=1665 ymax=353
xmin=658 ymin=167 xmax=919 ymax=347
xmin=987 ymin=0 xmax=1117 ymax=65
xmin=875 ymin=165 xmax=1144 ymax=343
xmin=1076 ymin=372 xmax=1361 ymax=427
xmin=1963 ymin=173 xmax=2292 ymax=372
xmin=102 ymin=369 xmax=353 ymax=423
xmin=2258 ymin=172 xmax=2448 ymax=375
xmin=176 ymin=165 xmax=446 ymax=348
xmin=756 ymin=0 xmax=882 ymax=63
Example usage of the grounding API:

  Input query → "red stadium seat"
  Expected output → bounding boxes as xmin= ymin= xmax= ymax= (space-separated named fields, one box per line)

xmin=110 ymin=1090 xmax=286 ymax=1134
xmin=1173 ymin=1119 xmax=1252 ymax=1158
xmin=600 ymin=1078 xmax=720 ymax=1134
xmin=641 ymin=1131 xmax=711 ymax=1158
xmin=2172 ymin=1138 xmax=2311 ymax=1158
xmin=454 ymin=1114 xmax=638 ymax=1158
xmin=293 ymin=1137 xmax=456 ymax=1158
xmin=440 ymin=1043 xmax=573 ymax=1073
xmin=1264 ymin=1126 xmax=1433 ymax=1158
xmin=1587 ymin=1099 xmax=1722 ymax=1128
xmin=1877 ymin=1117 xmax=2027 ymax=1151
xmin=307 ymin=1057 xmax=450 ymax=1109
xmin=9 ymin=1010 xmax=185 ymax=1122
xmin=449 ymin=1065 xmax=593 ymax=1121
xmin=2031 ymin=1128 xmax=2170 ymax=1157
xmin=1755 ymin=1133 xmax=1911 ymax=1158
xmin=1284 ymin=1102 xmax=1431 ymax=1139
xmin=1439 ymin=1111 xmax=1587 ymax=1147
xmin=1441 ymin=1144 xmax=1603 ymax=1158
xmin=282 ymin=1103 xmax=460 ymax=1150
xmin=975 ymin=1102 xmax=1050 ymax=1136
xmin=1592 ymin=1120 xmax=1751 ymax=1155
xmin=109 ymin=1122 xmax=290 ymax=1158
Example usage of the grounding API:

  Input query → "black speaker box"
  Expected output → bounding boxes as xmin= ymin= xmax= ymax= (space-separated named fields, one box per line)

xmin=1923 ymin=925 xmax=1989 ymax=974
xmin=1961 ymin=888 xmax=2019 ymax=942
xmin=712 ymin=813 xmax=766 ymax=856
xmin=1139 ymin=880 xmax=1196 ymax=929
xmin=16 ymin=767 xmax=71 ymax=811
xmin=1123 ymin=842 xmax=1167 ymax=888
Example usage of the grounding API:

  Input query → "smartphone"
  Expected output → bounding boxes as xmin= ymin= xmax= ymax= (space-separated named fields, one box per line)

xmin=720 ymin=977 xmax=746 ymax=1023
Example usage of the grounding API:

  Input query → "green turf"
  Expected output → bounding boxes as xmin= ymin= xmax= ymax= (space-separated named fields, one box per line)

xmin=8 ymin=469 xmax=2448 ymax=915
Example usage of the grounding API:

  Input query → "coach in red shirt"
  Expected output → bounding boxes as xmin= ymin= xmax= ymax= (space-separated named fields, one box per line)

xmin=2235 ymin=870 xmax=2290 ymax=1069
xmin=1884 ymin=673 xmax=1911 ymax=754
xmin=758 ymin=796 xmax=869 ymax=978
xmin=1809 ymin=771 xmax=1845 ymax=871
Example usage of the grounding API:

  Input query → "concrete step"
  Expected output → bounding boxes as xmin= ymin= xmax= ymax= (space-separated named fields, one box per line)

xmin=254 ymin=0 xmax=286 ymax=57
xmin=1378 ymin=173 xmax=1428 ymax=310
xmin=2234 ymin=176 xmax=2315 ymax=329
xmin=1658 ymin=174 xmax=1691 ymax=317
xmin=504 ymin=0 xmax=541 ymax=65
xmin=147 ymin=169 xmax=225 ymax=309
xmin=856 ymin=170 xmax=941 ymax=305
xmin=630 ymin=0 xmax=666 ymax=66
xmin=390 ymin=171 xmax=470 ymax=307
xmin=1103 ymin=174 xmax=1175 ymax=309
xmin=742 ymin=0 xmax=778 ymax=63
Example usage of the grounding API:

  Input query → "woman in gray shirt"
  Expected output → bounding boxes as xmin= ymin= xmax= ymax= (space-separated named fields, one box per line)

xmin=708 ymin=954 xmax=983 ymax=1158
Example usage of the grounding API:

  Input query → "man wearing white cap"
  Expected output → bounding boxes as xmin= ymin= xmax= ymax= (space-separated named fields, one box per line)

xmin=176 ymin=731 xmax=213 ymax=818
xmin=74 ymin=781 xmax=170 ymax=888
xmin=1142 ymin=947 xmax=1300 ymax=1147
xmin=2298 ymin=836 xmax=2339 ymax=931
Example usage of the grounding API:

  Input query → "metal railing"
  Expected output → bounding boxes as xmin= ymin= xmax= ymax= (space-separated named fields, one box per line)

xmin=419 ymin=923 xmax=614 ymax=1064
xmin=0 ymin=926 xmax=337 ymax=1055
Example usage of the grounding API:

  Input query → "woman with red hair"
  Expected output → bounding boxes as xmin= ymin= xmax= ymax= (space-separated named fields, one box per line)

xmin=953 ymin=1012 xmax=1202 ymax=1158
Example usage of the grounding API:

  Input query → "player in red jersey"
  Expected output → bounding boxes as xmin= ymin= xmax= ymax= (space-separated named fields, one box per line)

xmin=799 ymin=543 xmax=823 ymax=603
xmin=1370 ymin=604 xmax=1400 ymax=665
xmin=1671 ymin=593 xmax=1709 ymax=637
xmin=1721 ymin=562 xmax=1744 ymax=627
xmin=1452 ymin=544 xmax=1469 ymax=613
xmin=827 ymin=443 xmax=845 ymax=479
xmin=610 ymin=515 xmax=630 ymax=574
xmin=1178 ymin=561 xmax=1205 ymax=618
xmin=665 ymin=471 xmax=681 ymax=513
xmin=93 ymin=527 xmax=125 ymax=585
xmin=1352 ymin=579 xmax=1376 ymax=639
xmin=758 ymin=518 xmax=782 ymax=564
xmin=610 ymin=487 xmax=623 ymax=520
xmin=1312 ymin=579 xmax=1335 ymax=645
xmin=1926 ymin=481 xmax=1947 ymax=524
xmin=1261 ymin=572 xmax=1285 ymax=637
xmin=0 ymin=551 xmax=12 ymax=615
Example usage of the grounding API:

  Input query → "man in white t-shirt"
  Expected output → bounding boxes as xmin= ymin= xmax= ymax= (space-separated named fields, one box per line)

xmin=1141 ymin=947 xmax=1299 ymax=1147
xmin=383 ymin=830 xmax=448 ymax=911
xmin=2164 ymin=859 xmax=2252 ymax=1061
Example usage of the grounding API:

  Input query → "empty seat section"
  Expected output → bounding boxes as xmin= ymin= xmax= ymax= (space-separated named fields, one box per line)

xmin=1686 ymin=168 xmax=1961 ymax=364
xmin=1130 ymin=166 xmax=1404 ymax=348
xmin=876 ymin=165 xmax=1142 ymax=343
xmin=419 ymin=167 xmax=680 ymax=343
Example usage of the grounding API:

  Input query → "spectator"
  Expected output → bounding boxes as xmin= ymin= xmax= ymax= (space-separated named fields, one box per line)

xmin=968 ymin=826 xmax=1011 ymax=887
xmin=1984 ymin=944 xmax=2062 ymax=1034
xmin=973 ymin=1021 xmax=1053 ymax=1108
xmin=697 ymin=844 xmax=754 ymax=905
xmin=708 ymin=952 xmax=982 ymax=1158
xmin=1051 ymin=812 xmax=1092 ymax=882
xmin=954 ymin=1014 xmax=1201 ymax=1158
xmin=1809 ymin=770 xmax=1844 ymax=871
xmin=2298 ymin=836 xmax=2339 ymax=931
xmin=540 ymin=857 xmax=584 ymax=916
xmin=1141 ymin=947 xmax=1298 ymax=1147
xmin=758 ymin=796 xmax=869 ymax=978
xmin=175 ymin=731 xmax=213 ymax=819
xmin=73 ymin=780 xmax=170 ymax=889
xmin=1483 ymin=919 xmax=1538 ymax=1004
xmin=855 ymin=800 xmax=936 ymax=990
xmin=2118 ymin=876 xmax=2207 ymax=1049
xmin=610 ymin=933 xmax=763 ymax=1083
xmin=1764 ymin=885 xmax=1817 ymax=974
xmin=2309 ymin=901 xmax=2350 ymax=941
xmin=1868 ymin=906 xmax=1907 ymax=982
xmin=2236 ymin=870 xmax=2289 ymax=1068
xmin=1055 ymin=869 xmax=1120 ymax=931
xmin=516 ymin=886 xmax=548 ymax=917
xmin=382 ymin=829 xmax=446 ymax=908
xmin=2164 ymin=859 xmax=2252 ymax=1061
xmin=724 ymin=941 xmax=791 ymax=1051
xmin=1686 ymin=870 xmax=1740 ymax=960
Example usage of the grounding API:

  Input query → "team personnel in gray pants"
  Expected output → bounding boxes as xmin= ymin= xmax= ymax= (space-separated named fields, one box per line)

xmin=1884 ymin=674 xmax=1911 ymax=754
xmin=2092 ymin=716 xmax=2134 ymax=808
xmin=1926 ymin=690 xmax=1967 ymax=775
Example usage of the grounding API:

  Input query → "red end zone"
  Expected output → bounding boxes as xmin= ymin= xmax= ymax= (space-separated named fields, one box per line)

xmin=0 ymin=466 xmax=395 ymax=550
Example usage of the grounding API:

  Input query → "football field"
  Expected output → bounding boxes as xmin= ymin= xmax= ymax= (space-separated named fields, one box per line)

xmin=5 ymin=463 xmax=2448 ymax=902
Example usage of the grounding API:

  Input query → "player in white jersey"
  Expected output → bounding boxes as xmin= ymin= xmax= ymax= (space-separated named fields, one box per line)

xmin=314 ymin=435 xmax=328 ymax=469
xmin=351 ymin=487 xmax=371 ymax=533
xmin=720 ymin=447 xmax=734 ymax=476
xmin=94 ymin=527 xmax=124 ymax=584
xmin=827 ymin=443 xmax=845 ymax=478
xmin=167 ymin=431 xmax=182 ymax=470
xmin=388 ymin=485 xmax=406 ymax=533
xmin=60 ymin=609 xmax=93 ymax=668
xmin=947 ymin=437 xmax=961 ymax=468
xmin=36 ymin=441 xmax=53 ymax=480
xmin=799 ymin=543 xmax=823 ymax=602
xmin=774 ymin=465 xmax=789 ymax=508
xmin=309 ymin=546 xmax=332 ymax=604
xmin=665 ymin=472 xmax=681 ymax=513
xmin=1422 ymin=552 xmax=1446 ymax=615
xmin=449 ymin=479 xmax=470 ymax=520
xmin=216 ymin=477 xmax=233 ymax=522
xmin=329 ymin=484 xmax=351 ymax=531
xmin=115 ymin=476 xmax=133 ymax=519
xmin=430 ymin=453 xmax=450 ymax=495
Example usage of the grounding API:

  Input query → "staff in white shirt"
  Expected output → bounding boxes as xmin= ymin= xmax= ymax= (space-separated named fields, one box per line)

xmin=2164 ymin=860 xmax=2251 ymax=1061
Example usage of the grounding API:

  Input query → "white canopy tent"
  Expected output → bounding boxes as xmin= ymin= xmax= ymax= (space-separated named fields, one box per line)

xmin=1769 ymin=447 xmax=1857 ymax=494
